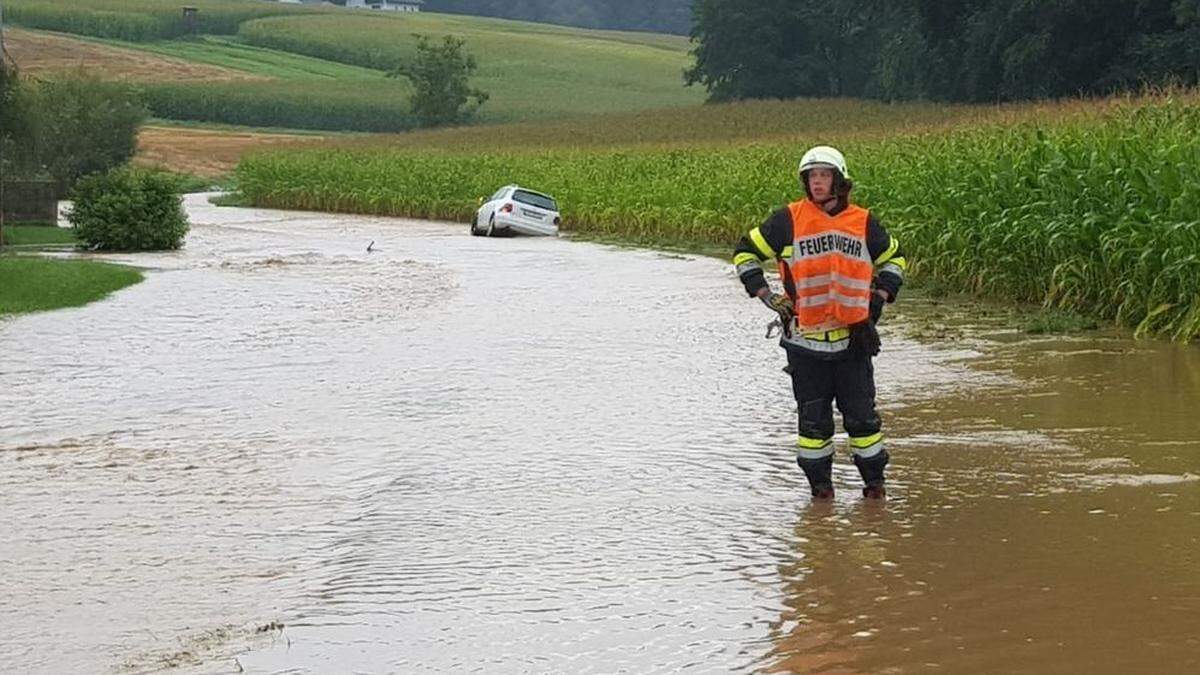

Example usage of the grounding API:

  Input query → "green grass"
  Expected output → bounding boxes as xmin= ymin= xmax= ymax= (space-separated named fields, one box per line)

xmin=136 ymin=167 xmax=225 ymax=193
xmin=234 ymin=92 xmax=1200 ymax=341
xmin=1023 ymin=309 xmax=1101 ymax=335
xmin=0 ymin=256 xmax=143 ymax=315
xmin=236 ymin=13 xmax=701 ymax=122
xmin=96 ymin=35 xmax=387 ymax=81
xmin=1 ymin=226 xmax=79 ymax=247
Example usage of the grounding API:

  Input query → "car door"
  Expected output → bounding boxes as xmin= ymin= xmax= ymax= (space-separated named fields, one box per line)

xmin=482 ymin=187 xmax=508 ymax=224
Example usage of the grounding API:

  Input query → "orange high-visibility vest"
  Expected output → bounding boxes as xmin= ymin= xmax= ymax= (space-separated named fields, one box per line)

xmin=777 ymin=200 xmax=873 ymax=333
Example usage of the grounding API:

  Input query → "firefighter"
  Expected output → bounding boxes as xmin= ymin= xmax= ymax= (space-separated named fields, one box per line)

xmin=733 ymin=146 xmax=907 ymax=499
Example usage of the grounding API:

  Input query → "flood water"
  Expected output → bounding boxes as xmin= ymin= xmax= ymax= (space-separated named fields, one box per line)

xmin=2 ymin=195 xmax=1198 ymax=673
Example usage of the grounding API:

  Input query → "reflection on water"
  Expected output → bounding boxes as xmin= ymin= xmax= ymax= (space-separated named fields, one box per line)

xmin=1 ymin=195 xmax=1198 ymax=673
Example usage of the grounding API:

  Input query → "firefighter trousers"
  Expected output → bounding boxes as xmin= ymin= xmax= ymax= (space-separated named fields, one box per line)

xmin=786 ymin=349 xmax=883 ymax=460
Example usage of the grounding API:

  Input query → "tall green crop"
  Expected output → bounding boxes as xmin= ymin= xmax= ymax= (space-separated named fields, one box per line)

xmin=141 ymin=81 xmax=416 ymax=133
xmin=5 ymin=0 xmax=323 ymax=41
xmin=236 ymin=95 xmax=1200 ymax=341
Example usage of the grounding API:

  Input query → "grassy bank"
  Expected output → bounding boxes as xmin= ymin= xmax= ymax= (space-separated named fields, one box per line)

xmin=1 ymin=226 xmax=78 ymax=247
xmin=235 ymin=93 xmax=1200 ymax=341
xmin=0 ymin=256 xmax=143 ymax=316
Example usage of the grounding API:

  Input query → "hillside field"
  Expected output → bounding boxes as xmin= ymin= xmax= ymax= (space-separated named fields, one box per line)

xmin=5 ymin=0 xmax=702 ymax=129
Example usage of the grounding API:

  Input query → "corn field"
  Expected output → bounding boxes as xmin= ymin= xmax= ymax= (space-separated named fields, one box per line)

xmin=237 ymin=95 xmax=1200 ymax=340
xmin=141 ymin=81 xmax=417 ymax=133
xmin=5 ymin=0 xmax=320 ymax=41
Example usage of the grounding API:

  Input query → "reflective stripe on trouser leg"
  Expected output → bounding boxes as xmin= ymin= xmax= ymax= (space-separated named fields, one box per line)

xmin=797 ymin=436 xmax=834 ymax=459
xmin=849 ymin=432 xmax=884 ymax=459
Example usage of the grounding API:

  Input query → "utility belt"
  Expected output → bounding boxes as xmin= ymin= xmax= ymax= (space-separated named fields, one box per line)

xmin=783 ymin=324 xmax=852 ymax=355
xmin=796 ymin=326 xmax=851 ymax=342
xmin=763 ymin=319 xmax=849 ymax=343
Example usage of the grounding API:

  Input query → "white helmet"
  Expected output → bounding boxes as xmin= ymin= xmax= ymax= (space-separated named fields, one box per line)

xmin=798 ymin=145 xmax=849 ymax=180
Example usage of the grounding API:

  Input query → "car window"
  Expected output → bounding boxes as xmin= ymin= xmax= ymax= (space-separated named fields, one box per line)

xmin=512 ymin=190 xmax=557 ymax=211
xmin=489 ymin=188 xmax=507 ymax=201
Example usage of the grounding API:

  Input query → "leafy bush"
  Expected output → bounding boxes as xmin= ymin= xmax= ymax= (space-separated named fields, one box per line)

xmin=68 ymin=168 xmax=190 ymax=251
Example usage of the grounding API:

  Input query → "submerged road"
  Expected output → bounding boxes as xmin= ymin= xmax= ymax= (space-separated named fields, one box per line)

xmin=2 ymin=195 xmax=1198 ymax=673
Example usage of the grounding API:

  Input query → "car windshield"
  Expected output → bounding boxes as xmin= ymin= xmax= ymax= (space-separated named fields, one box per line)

xmin=512 ymin=189 xmax=557 ymax=211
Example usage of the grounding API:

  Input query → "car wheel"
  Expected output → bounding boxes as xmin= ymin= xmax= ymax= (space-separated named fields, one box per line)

xmin=486 ymin=214 xmax=497 ymax=237
xmin=470 ymin=215 xmax=482 ymax=236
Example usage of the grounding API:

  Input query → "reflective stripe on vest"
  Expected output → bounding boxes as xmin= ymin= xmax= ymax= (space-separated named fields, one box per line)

xmin=778 ymin=200 xmax=872 ymax=333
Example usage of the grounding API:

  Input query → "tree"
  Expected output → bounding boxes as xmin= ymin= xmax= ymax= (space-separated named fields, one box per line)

xmin=0 ymin=59 xmax=31 ymax=172
xmin=1118 ymin=0 xmax=1200 ymax=88
xmin=685 ymin=0 xmax=1194 ymax=104
xmin=685 ymin=0 xmax=909 ymax=101
xmin=389 ymin=35 xmax=489 ymax=128
xmin=23 ymin=75 xmax=147 ymax=195
xmin=684 ymin=0 xmax=812 ymax=101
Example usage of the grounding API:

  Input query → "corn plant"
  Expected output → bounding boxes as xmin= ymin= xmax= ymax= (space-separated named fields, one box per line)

xmin=236 ymin=94 xmax=1200 ymax=341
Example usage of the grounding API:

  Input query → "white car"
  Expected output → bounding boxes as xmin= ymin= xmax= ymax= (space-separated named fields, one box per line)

xmin=471 ymin=185 xmax=560 ymax=237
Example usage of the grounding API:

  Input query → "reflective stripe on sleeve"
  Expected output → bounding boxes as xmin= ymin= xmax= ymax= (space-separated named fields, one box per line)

xmin=734 ymin=252 xmax=763 ymax=276
xmin=733 ymin=251 xmax=759 ymax=266
xmin=748 ymin=228 xmax=776 ymax=260
xmin=878 ymin=261 xmax=905 ymax=279
xmin=873 ymin=236 xmax=901 ymax=266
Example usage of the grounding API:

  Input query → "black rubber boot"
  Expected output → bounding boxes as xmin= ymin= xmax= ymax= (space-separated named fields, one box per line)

xmin=796 ymin=455 xmax=835 ymax=499
xmin=853 ymin=450 xmax=889 ymax=499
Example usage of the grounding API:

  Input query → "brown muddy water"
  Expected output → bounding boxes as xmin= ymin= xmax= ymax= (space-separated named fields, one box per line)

xmin=2 ymin=195 xmax=1198 ymax=674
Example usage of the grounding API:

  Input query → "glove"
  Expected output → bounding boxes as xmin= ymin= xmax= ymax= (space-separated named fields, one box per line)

xmin=759 ymin=291 xmax=794 ymax=324
xmin=869 ymin=292 xmax=886 ymax=324
xmin=849 ymin=321 xmax=881 ymax=357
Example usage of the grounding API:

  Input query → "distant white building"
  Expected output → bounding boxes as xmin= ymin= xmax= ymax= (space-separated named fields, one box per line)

xmin=383 ymin=0 xmax=423 ymax=10
xmin=345 ymin=0 xmax=423 ymax=10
